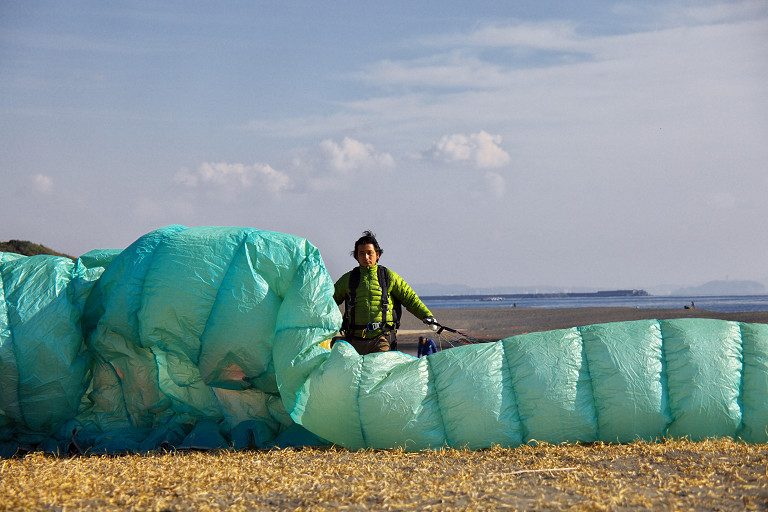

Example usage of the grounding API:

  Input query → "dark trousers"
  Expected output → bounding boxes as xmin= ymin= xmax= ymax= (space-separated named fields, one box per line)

xmin=331 ymin=332 xmax=397 ymax=355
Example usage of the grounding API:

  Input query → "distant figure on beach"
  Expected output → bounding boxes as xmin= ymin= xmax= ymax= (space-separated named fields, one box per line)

xmin=333 ymin=230 xmax=437 ymax=355
xmin=417 ymin=336 xmax=438 ymax=357
xmin=685 ymin=301 xmax=696 ymax=310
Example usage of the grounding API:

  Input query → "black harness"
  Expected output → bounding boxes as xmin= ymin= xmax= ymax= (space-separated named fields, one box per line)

xmin=341 ymin=266 xmax=402 ymax=339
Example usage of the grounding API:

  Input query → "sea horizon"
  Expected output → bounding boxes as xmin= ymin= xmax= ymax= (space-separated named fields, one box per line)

xmin=422 ymin=293 xmax=768 ymax=314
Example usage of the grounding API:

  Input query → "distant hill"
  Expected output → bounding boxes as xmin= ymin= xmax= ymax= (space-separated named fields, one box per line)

xmin=414 ymin=282 xmax=639 ymax=296
xmin=672 ymin=280 xmax=766 ymax=296
xmin=414 ymin=283 xmax=583 ymax=296
xmin=417 ymin=280 xmax=768 ymax=297
xmin=0 ymin=240 xmax=75 ymax=260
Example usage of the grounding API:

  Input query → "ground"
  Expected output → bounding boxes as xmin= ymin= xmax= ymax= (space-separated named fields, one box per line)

xmin=2 ymin=439 xmax=766 ymax=511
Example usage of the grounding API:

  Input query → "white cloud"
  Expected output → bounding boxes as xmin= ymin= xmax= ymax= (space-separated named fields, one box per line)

xmin=427 ymin=131 xmax=511 ymax=169
xmin=171 ymin=138 xmax=393 ymax=199
xmin=291 ymin=137 xmax=395 ymax=192
xmin=359 ymin=20 xmax=588 ymax=90
xmin=615 ymin=0 xmax=768 ymax=27
xmin=173 ymin=168 xmax=198 ymax=187
xmin=352 ymin=8 xmax=767 ymax=127
xmin=31 ymin=173 xmax=54 ymax=194
xmin=174 ymin=162 xmax=291 ymax=194
xmin=432 ymin=20 xmax=584 ymax=51
xmin=362 ymin=54 xmax=510 ymax=89
xmin=317 ymin=137 xmax=395 ymax=174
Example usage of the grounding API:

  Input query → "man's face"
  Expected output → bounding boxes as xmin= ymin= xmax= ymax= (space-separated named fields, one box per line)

xmin=356 ymin=243 xmax=379 ymax=267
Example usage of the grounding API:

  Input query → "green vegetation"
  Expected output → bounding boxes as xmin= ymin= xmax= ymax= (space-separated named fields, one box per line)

xmin=0 ymin=240 xmax=74 ymax=260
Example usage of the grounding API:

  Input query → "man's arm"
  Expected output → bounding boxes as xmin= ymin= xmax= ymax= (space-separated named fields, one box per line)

xmin=388 ymin=269 xmax=432 ymax=320
xmin=333 ymin=271 xmax=351 ymax=305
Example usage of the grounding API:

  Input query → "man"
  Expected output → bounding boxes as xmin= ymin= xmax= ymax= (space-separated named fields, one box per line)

xmin=333 ymin=230 xmax=437 ymax=355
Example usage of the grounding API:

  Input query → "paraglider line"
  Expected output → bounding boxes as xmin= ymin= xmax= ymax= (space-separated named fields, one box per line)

xmin=432 ymin=323 xmax=498 ymax=349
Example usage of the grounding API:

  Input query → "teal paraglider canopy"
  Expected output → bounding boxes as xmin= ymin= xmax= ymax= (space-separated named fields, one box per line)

xmin=1 ymin=226 xmax=341 ymax=454
xmin=1 ymin=225 xmax=767 ymax=456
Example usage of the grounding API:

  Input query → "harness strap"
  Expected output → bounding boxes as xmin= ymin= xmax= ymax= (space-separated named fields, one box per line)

xmin=379 ymin=266 xmax=389 ymax=336
xmin=343 ymin=267 xmax=360 ymax=336
xmin=342 ymin=266 xmax=399 ymax=337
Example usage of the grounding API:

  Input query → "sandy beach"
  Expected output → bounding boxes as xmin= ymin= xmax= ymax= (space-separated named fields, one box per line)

xmin=395 ymin=306 xmax=768 ymax=355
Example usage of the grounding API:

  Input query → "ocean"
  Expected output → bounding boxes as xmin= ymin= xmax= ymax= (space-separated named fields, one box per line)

xmin=422 ymin=294 xmax=768 ymax=313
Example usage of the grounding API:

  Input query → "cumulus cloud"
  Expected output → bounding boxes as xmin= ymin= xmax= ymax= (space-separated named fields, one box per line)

xmin=317 ymin=137 xmax=395 ymax=174
xmin=31 ymin=173 xmax=54 ymax=194
xmin=427 ymin=131 xmax=511 ymax=169
xmin=291 ymin=137 xmax=395 ymax=192
xmin=174 ymin=162 xmax=291 ymax=194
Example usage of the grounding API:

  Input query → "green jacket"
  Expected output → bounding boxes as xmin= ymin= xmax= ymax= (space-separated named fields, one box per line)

xmin=333 ymin=265 xmax=432 ymax=338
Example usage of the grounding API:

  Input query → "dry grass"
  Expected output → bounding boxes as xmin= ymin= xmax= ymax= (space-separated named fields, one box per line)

xmin=2 ymin=438 xmax=766 ymax=511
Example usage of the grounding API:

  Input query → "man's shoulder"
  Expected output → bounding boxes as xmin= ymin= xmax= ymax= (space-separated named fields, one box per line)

xmin=380 ymin=266 xmax=405 ymax=284
xmin=335 ymin=267 xmax=364 ymax=285
xmin=380 ymin=265 xmax=399 ymax=276
xmin=334 ymin=269 xmax=353 ymax=286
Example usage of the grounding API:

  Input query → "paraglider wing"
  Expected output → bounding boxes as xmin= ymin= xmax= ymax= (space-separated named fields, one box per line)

xmin=2 ymin=226 xmax=767 ymax=454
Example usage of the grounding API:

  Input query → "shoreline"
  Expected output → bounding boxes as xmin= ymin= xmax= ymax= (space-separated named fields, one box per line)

xmin=395 ymin=306 xmax=768 ymax=355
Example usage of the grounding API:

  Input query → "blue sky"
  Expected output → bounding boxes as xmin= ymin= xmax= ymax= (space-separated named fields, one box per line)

xmin=2 ymin=1 xmax=767 ymax=291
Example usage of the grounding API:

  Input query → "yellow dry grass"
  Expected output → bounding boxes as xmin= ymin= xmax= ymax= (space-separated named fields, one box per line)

xmin=1 ymin=438 xmax=766 ymax=511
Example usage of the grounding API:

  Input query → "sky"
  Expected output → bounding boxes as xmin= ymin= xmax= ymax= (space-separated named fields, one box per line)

xmin=2 ymin=1 xmax=767 ymax=292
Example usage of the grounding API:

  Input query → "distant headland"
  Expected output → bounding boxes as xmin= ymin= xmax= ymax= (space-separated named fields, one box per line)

xmin=423 ymin=289 xmax=650 ymax=300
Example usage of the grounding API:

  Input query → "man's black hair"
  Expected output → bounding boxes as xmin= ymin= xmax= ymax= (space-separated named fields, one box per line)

xmin=351 ymin=230 xmax=383 ymax=259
